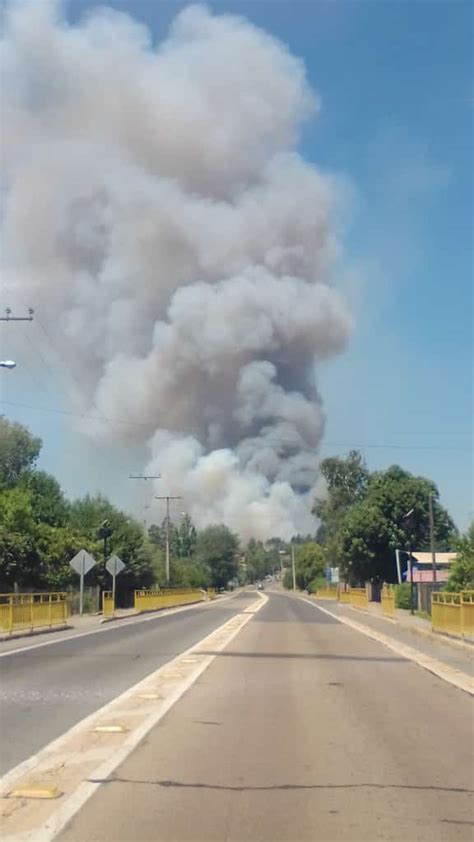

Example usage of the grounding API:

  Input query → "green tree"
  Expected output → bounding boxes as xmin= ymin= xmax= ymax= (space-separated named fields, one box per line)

xmin=174 ymin=514 xmax=197 ymax=558
xmin=313 ymin=450 xmax=369 ymax=565
xmin=245 ymin=539 xmax=275 ymax=582
xmin=339 ymin=466 xmax=456 ymax=584
xmin=294 ymin=542 xmax=325 ymax=590
xmin=148 ymin=523 xmax=163 ymax=547
xmin=22 ymin=471 xmax=69 ymax=527
xmin=69 ymin=494 xmax=154 ymax=598
xmin=196 ymin=525 xmax=239 ymax=588
xmin=446 ymin=523 xmax=474 ymax=591
xmin=0 ymin=416 xmax=42 ymax=487
xmin=0 ymin=484 xmax=85 ymax=591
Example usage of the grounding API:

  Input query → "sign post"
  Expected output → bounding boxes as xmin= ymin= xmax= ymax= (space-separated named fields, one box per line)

xmin=69 ymin=550 xmax=96 ymax=615
xmin=106 ymin=555 xmax=126 ymax=613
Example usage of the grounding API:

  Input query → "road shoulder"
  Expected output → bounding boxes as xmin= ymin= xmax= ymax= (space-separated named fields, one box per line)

xmin=302 ymin=596 xmax=473 ymax=695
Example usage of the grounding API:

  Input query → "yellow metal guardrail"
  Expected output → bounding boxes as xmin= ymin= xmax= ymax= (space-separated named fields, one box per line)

xmin=381 ymin=585 xmax=395 ymax=617
xmin=431 ymin=591 xmax=474 ymax=639
xmin=102 ymin=590 xmax=114 ymax=617
xmin=349 ymin=587 xmax=369 ymax=610
xmin=338 ymin=587 xmax=351 ymax=604
xmin=0 ymin=593 xmax=69 ymax=635
xmin=134 ymin=589 xmax=206 ymax=612
xmin=207 ymin=588 xmax=216 ymax=600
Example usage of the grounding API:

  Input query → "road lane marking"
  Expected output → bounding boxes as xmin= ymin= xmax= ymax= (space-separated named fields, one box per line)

xmin=301 ymin=597 xmax=474 ymax=696
xmin=0 ymin=592 xmax=267 ymax=842
xmin=0 ymin=591 xmax=245 ymax=658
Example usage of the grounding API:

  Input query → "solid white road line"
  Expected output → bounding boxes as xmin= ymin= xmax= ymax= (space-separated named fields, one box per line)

xmin=300 ymin=597 xmax=474 ymax=696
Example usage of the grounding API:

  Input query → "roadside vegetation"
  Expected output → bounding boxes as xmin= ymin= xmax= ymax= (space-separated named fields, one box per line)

xmin=0 ymin=417 xmax=275 ymax=599
xmin=283 ymin=451 xmax=460 ymax=590
xmin=1 ymin=418 xmax=467 ymax=600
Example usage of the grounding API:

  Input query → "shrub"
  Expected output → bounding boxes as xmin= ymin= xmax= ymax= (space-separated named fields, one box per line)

xmin=307 ymin=576 xmax=327 ymax=594
xmin=395 ymin=582 xmax=413 ymax=610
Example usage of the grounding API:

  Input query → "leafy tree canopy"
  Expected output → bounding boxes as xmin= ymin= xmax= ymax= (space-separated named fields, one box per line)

xmin=0 ymin=416 xmax=42 ymax=487
xmin=446 ymin=522 xmax=474 ymax=591
xmin=196 ymin=524 xmax=239 ymax=588
xmin=313 ymin=450 xmax=369 ymax=564
xmin=339 ymin=466 xmax=456 ymax=584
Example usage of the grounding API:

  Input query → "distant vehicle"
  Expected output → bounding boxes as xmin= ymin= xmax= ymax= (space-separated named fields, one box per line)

xmin=257 ymin=582 xmax=264 ymax=590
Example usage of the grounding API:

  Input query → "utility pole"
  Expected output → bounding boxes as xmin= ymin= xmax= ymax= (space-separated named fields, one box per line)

xmin=429 ymin=492 xmax=437 ymax=583
xmin=154 ymin=495 xmax=181 ymax=584
xmin=403 ymin=508 xmax=415 ymax=615
xmin=291 ymin=544 xmax=296 ymax=590
xmin=278 ymin=550 xmax=285 ymax=579
xmin=0 ymin=307 xmax=34 ymax=322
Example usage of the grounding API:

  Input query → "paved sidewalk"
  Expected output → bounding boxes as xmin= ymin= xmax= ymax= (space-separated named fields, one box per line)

xmin=310 ymin=597 xmax=473 ymax=677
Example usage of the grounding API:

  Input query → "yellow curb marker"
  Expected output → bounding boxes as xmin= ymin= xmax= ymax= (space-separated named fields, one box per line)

xmin=93 ymin=725 xmax=128 ymax=734
xmin=6 ymin=786 xmax=62 ymax=800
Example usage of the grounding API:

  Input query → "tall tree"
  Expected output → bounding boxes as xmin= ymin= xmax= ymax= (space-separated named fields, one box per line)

xmin=0 ymin=417 xmax=42 ymax=487
xmin=23 ymin=470 xmax=69 ymax=527
xmin=293 ymin=542 xmax=325 ymax=590
xmin=174 ymin=513 xmax=197 ymax=558
xmin=313 ymin=450 xmax=369 ymax=565
xmin=196 ymin=525 xmax=239 ymax=588
xmin=340 ymin=466 xmax=456 ymax=584
xmin=245 ymin=539 xmax=274 ymax=582
xmin=446 ymin=522 xmax=474 ymax=591
xmin=69 ymin=494 xmax=154 ymax=594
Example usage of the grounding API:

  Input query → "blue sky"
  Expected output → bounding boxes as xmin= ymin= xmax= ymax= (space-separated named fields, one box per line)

xmin=2 ymin=0 xmax=472 ymax=530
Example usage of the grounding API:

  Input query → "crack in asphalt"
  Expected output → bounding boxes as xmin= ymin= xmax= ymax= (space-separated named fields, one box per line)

xmin=89 ymin=777 xmax=474 ymax=795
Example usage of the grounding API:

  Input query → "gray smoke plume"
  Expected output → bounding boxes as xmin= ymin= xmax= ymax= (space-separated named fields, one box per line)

xmin=1 ymin=0 xmax=351 ymax=540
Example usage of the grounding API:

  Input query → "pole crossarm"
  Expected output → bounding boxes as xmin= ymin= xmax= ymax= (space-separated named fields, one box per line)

xmin=0 ymin=307 xmax=34 ymax=321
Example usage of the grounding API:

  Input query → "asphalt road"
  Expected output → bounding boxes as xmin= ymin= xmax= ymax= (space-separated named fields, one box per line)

xmin=59 ymin=591 xmax=473 ymax=842
xmin=0 ymin=591 xmax=256 ymax=775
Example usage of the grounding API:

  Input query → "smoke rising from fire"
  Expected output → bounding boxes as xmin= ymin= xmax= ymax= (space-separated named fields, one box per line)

xmin=1 ymin=1 xmax=351 ymax=539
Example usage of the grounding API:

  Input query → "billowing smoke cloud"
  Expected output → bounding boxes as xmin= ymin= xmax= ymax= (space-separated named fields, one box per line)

xmin=1 ymin=0 xmax=351 ymax=540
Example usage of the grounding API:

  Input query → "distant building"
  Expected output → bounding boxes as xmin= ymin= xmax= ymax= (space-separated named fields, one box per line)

xmin=410 ymin=551 xmax=457 ymax=583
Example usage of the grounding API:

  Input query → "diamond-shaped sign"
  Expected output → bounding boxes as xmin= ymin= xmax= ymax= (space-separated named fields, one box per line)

xmin=70 ymin=549 xmax=96 ymax=576
xmin=106 ymin=555 xmax=126 ymax=577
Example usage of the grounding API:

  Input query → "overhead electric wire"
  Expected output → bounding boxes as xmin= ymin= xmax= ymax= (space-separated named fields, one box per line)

xmin=0 ymin=398 xmax=470 ymax=452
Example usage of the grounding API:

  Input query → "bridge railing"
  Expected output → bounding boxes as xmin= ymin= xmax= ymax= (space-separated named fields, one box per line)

xmin=134 ymin=589 xmax=206 ymax=612
xmin=0 ymin=592 xmax=69 ymax=635
xmin=381 ymin=585 xmax=395 ymax=617
xmin=431 ymin=591 xmax=474 ymax=639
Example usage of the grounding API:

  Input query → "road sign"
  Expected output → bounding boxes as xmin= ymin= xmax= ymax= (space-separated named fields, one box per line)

xmin=106 ymin=555 xmax=125 ymax=576
xmin=70 ymin=549 xmax=96 ymax=576
xmin=106 ymin=555 xmax=126 ymax=616
xmin=330 ymin=567 xmax=340 ymax=584
xmin=69 ymin=549 xmax=96 ymax=616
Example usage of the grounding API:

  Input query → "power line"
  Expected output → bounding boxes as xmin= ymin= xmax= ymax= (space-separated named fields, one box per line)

xmin=0 ymin=399 xmax=469 ymax=453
